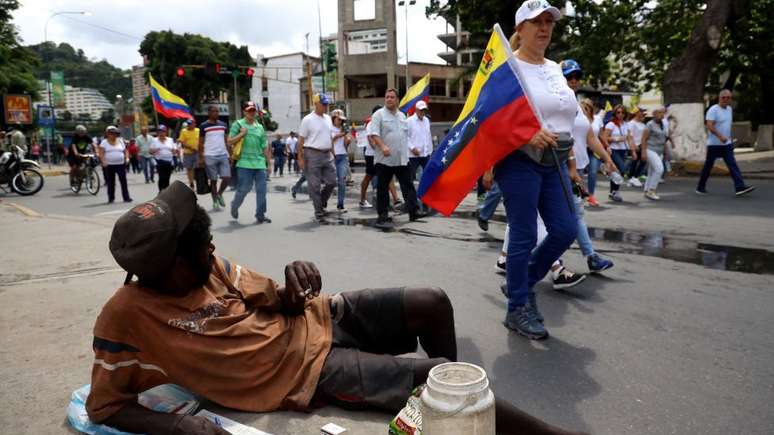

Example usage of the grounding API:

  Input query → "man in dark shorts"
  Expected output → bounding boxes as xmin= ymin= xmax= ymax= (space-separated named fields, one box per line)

xmin=87 ymin=181 xmax=585 ymax=435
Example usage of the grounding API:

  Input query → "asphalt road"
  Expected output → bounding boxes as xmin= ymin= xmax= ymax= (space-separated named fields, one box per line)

xmin=2 ymin=169 xmax=773 ymax=434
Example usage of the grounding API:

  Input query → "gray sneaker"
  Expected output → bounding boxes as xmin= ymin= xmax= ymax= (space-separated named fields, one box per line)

xmin=504 ymin=305 xmax=549 ymax=340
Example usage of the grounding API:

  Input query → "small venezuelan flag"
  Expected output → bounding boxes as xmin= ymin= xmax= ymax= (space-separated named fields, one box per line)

xmin=418 ymin=24 xmax=541 ymax=216
xmin=399 ymin=73 xmax=430 ymax=116
xmin=149 ymin=74 xmax=193 ymax=120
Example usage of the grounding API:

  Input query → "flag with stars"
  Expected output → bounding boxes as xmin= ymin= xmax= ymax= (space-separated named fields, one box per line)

xmin=417 ymin=24 xmax=541 ymax=216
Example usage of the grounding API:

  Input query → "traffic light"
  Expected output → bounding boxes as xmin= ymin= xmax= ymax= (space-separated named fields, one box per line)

xmin=246 ymin=67 xmax=255 ymax=78
xmin=324 ymin=43 xmax=337 ymax=72
xmin=176 ymin=67 xmax=185 ymax=77
xmin=205 ymin=63 xmax=222 ymax=77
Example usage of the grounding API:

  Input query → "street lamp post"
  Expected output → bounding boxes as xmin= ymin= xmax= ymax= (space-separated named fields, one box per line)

xmin=43 ymin=10 xmax=90 ymax=168
xmin=398 ymin=1 xmax=416 ymax=96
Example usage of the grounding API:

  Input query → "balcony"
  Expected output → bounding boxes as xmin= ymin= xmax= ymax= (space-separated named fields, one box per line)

xmin=436 ymin=31 xmax=470 ymax=50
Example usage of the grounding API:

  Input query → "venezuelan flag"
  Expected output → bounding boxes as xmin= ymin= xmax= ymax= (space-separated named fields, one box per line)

xmin=399 ymin=73 xmax=430 ymax=115
xmin=149 ymin=74 xmax=193 ymax=120
xmin=418 ymin=24 xmax=541 ymax=216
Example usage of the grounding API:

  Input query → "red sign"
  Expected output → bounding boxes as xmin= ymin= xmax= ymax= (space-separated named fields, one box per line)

xmin=3 ymin=94 xmax=33 ymax=125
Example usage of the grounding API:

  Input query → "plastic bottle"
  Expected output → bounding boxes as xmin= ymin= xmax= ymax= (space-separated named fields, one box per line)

xmin=419 ymin=362 xmax=495 ymax=435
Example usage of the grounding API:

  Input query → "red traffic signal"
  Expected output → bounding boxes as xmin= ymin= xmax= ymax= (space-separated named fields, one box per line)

xmin=214 ymin=63 xmax=221 ymax=74
xmin=176 ymin=67 xmax=185 ymax=77
xmin=246 ymin=67 xmax=255 ymax=77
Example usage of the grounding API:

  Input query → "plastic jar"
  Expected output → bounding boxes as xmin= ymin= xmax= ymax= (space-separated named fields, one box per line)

xmin=419 ymin=362 xmax=495 ymax=435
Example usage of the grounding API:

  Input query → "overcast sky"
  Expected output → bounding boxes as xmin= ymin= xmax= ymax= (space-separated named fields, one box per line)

xmin=13 ymin=0 xmax=451 ymax=70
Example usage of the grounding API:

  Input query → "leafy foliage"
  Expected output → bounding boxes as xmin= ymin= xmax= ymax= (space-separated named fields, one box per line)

xmin=27 ymin=42 xmax=132 ymax=103
xmin=139 ymin=30 xmax=254 ymax=117
xmin=0 ymin=0 xmax=41 ymax=99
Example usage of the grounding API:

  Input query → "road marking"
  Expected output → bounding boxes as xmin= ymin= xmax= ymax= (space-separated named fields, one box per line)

xmin=95 ymin=209 xmax=130 ymax=216
xmin=2 ymin=202 xmax=44 ymax=217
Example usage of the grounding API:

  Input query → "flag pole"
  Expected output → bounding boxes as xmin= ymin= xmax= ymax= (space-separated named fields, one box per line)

xmin=149 ymin=73 xmax=160 ymax=129
xmin=550 ymin=146 xmax=575 ymax=214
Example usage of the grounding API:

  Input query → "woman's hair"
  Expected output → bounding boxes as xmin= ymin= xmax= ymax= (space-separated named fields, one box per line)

xmin=611 ymin=104 xmax=626 ymax=126
xmin=580 ymin=98 xmax=595 ymax=122
xmin=509 ymin=30 xmax=521 ymax=50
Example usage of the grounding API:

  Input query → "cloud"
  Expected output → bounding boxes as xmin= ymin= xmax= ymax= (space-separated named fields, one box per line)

xmin=13 ymin=0 xmax=449 ymax=69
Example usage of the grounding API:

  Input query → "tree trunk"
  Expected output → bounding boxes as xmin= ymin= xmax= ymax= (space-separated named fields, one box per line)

xmin=662 ymin=0 xmax=749 ymax=160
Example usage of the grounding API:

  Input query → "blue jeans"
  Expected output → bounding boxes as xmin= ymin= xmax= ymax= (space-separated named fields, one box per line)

xmin=140 ymin=155 xmax=155 ymax=182
xmin=574 ymin=195 xmax=594 ymax=257
xmin=697 ymin=145 xmax=746 ymax=191
xmin=231 ymin=168 xmax=267 ymax=219
xmin=495 ymin=152 xmax=578 ymax=311
xmin=586 ymin=150 xmax=601 ymax=195
xmin=609 ymin=149 xmax=628 ymax=193
xmin=478 ymin=182 xmax=502 ymax=221
xmin=273 ymin=155 xmax=286 ymax=176
xmin=334 ymin=154 xmax=349 ymax=208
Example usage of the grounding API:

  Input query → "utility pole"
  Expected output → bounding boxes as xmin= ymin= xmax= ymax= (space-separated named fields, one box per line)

xmin=317 ymin=0 xmax=325 ymax=93
xmin=233 ymin=73 xmax=239 ymax=122
xmin=398 ymin=1 xmax=416 ymax=94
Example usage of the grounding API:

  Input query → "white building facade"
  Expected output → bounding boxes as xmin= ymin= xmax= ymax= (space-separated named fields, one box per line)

xmin=250 ymin=53 xmax=318 ymax=134
xmin=37 ymin=84 xmax=114 ymax=120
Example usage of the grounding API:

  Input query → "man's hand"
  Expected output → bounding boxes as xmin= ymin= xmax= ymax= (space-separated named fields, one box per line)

xmin=172 ymin=415 xmax=230 ymax=435
xmin=282 ymin=261 xmax=322 ymax=315
xmin=411 ymin=148 xmax=421 ymax=156
xmin=381 ymin=145 xmax=392 ymax=157
xmin=482 ymin=170 xmax=494 ymax=191
xmin=604 ymin=159 xmax=617 ymax=175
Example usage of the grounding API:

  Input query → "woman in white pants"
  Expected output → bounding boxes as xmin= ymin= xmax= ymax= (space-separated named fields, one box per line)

xmin=640 ymin=107 xmax=667 ymax=200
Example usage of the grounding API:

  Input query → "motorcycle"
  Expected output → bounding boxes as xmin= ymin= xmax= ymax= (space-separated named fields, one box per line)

xmin=0 ymin=145 xmax=45 ymax=196
xmin=70 ymin=154 xmax=101 ymax=195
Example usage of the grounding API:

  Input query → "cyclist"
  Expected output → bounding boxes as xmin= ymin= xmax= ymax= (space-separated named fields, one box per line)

xmin=68 ymin=125 xmax=93 ymax=183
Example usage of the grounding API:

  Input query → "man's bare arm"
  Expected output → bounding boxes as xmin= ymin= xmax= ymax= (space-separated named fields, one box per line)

xmin=102 ymin=402 xmax=228 ymax=435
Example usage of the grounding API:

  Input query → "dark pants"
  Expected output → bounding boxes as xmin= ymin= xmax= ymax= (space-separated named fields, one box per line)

xmin=288 ymin=152 xmax=298 ymax=173
xmin=697 ymin=144 xmax=746 ymax=192
xmin=273 ymin=155 xmax=285 ymax=176
xmin=156 ymin=159 xmax=173 ymax=191
xmin=408 ymin=156 xmax=429 ymax=181
xmin=104 ymin=164 xmax=131 ymax=202
xmin=627 ymin=146 xmax=646 ymax=178
xmin=375 ymin=164 xmax=418 ymax=219
xmin=495 ymin=152 xmax=577 ymax=311
xmin=129 ymin=156 xmax=140 ymax=173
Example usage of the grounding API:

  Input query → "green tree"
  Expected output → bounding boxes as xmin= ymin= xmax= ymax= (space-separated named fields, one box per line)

xmin=139 ymin=30 xmax=254 ymax=118
xmin=27 ymin=42 xmax=131 ymax=103
xmin=0 ymin=0 xmax=41 ymax=99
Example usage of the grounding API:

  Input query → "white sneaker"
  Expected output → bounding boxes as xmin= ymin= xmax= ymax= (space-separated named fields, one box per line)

xmin=359 ymin=200 xmax=373 ymax=208
xmin=627 ymin=177 xmax=643 ymax=188
xmin=644 ymin=190 xmax=660 ymax=200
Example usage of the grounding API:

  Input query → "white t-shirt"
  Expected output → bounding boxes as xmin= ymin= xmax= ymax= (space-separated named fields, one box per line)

xmin=516 ymin=58 xmax=576 ymax=133
xmin=100 ymin=139 xmax=126 ymax=166
xmin=285 ymin=136 xmax=298 ymax=153
xmin=628 ymin=120 xmax=646 ymax=146
xmin=151 ymin=137 xmax=176 ymax=162
xmin=604 ymin=121 xmax=629 ymax=150
xmin=299 ymin=112 xmax=333 ymax=150
xmin=407 ymin=114 xmax=433 ymax=157
xmin=332 ymin=126 xmax=347 ymax=155
xmin=200 ymin=120 xmax=229 ymax=157
xmin=359 ymin=124 xmax=374 ymax=157
xmin=571 ymin=106 xmax=590 ymax=170
xmin=706 ymin=104 xmax=732 ymax=146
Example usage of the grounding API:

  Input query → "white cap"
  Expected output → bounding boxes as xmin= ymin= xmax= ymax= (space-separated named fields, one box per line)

xmin=415 ymin=100 xmax=428 ymax=111
xmin=515 ymin=0 xmax=562 ymax=28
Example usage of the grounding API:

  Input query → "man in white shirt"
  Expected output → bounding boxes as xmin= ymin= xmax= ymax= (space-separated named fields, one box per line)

xmin=285 ymin=132 xmax=299 ymax=174
xmin=407 ymin=100 xmax=433 ymax=182
xmin=367 ymin=89 xmax=426 ymax=227
xmin=696 ymin=89 xmax=755 ymax=196
xmin=625 ymin=107 xmax=646 ymax=187
xmin=298 ymin=93 xmax=337 ymax=222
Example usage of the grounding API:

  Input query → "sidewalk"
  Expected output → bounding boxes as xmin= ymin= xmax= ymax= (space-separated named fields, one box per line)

xmin=0 ymin=203 xmax=389 ymax=435
xmin=671 ymin=149 xmax=774 ymax=179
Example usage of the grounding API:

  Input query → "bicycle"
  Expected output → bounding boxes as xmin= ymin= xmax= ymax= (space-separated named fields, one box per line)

xmin=70 ymin=154 xmax=101 ymax=195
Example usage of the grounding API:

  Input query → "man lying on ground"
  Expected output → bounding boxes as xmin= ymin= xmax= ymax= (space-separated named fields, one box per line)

xmin=86 ymin=181 xmax=586 ymax=435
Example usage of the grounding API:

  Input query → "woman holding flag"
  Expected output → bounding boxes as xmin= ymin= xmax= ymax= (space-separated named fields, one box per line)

xmin=496 ymin=0 xmax=579 ymax=340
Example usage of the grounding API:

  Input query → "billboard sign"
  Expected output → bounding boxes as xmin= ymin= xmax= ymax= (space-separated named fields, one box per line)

xmin=3 ymin=94 xmax=33 ymax=124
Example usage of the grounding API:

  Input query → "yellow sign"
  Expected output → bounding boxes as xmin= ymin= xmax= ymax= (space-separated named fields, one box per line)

xmin=3 ymin=94 xmax=33 ymax=124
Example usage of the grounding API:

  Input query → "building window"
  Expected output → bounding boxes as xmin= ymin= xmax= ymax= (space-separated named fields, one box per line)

xmin=261 ymin=77 xmax=268 ymax=91
xmin=463 ymin=80 xmax=473 ymax=97
xmin=347 ymin=28 xmax=388 ymax=55
xmin=263 ymin=97 xmax=269 ymax=111
xmin=354 ymin=0 xmax=376 ymax=21
xmin=429 ymin=79 xmax=446 ymax=97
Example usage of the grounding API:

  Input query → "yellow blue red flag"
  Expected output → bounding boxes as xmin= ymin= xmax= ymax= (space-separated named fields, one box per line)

xmin=149 ymin=74 xmax=193 ymax=120
xmin=418 ymin=24 xmax=541 ymax=216
xmin=399 ymin=73 xmax=430 ymax=116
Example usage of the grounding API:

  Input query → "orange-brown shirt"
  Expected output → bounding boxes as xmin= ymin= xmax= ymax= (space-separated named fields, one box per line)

xmin=85 ymin=257 xmax=332 ymax=423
